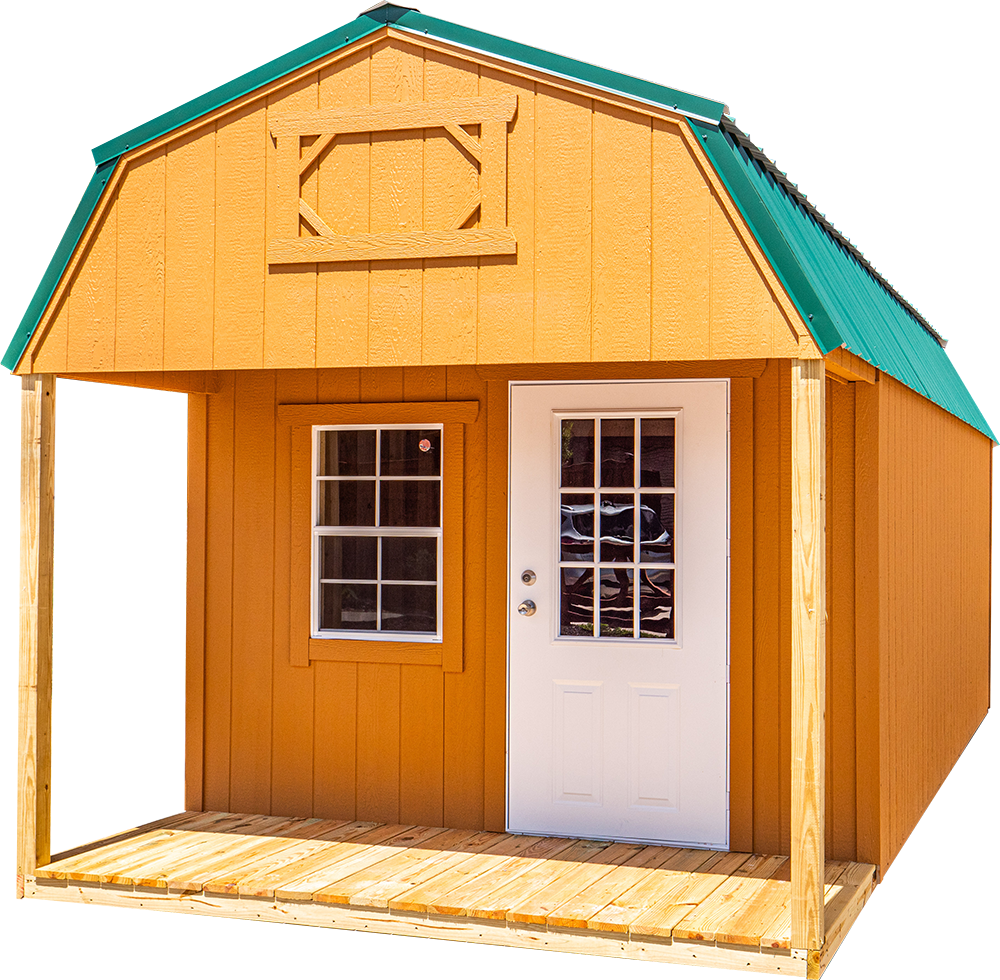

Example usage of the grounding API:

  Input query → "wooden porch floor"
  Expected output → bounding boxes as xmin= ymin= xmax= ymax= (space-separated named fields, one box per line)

xmin=27 ymin=811 xmax=876 ymax=977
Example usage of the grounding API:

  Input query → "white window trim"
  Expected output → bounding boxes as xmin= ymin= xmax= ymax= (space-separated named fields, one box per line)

xmin=311 ymin=423 xmax=445 ymax=643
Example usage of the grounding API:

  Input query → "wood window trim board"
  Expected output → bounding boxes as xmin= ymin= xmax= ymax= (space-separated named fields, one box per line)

xmin=281 ymin=401 xmax=477 ymax=672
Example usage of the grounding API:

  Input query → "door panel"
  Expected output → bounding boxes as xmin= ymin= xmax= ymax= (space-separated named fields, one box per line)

xmin=507 ymin=380 xmax=728 ymax=847
xmin=553 ymin=681 xmax=603 ymax=804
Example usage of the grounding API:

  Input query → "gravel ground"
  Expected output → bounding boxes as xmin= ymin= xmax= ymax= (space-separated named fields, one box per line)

xmin=892 ymin=809 xmax=1000 ymax=980
xmin=0 ymin=954 xmax=137 ymax=980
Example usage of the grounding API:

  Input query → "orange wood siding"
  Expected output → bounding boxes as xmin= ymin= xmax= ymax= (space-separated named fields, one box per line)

xmin=874 ymin=374 xmax=992 ymax=872
xmin=21 ymin=35 xmax=819 ymax=376
xmin=187 ymin=361 xmax=989 ymax=867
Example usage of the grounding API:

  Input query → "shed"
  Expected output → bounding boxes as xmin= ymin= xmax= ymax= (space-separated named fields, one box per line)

xmin=10 ymin=4 xmax=993 ymax=977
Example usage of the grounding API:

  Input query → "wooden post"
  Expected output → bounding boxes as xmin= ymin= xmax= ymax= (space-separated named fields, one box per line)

xmin=17 ymin=374 xmax=55 ymax=897
xmin=790 ymin=359 xmax=826 ymax=950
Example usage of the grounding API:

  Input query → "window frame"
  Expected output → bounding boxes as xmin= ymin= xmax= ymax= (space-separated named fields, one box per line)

xmin=311 ymin=423 xmax=444 ymax=642
xmin=280 ymin=400 xmax=476 ymax=671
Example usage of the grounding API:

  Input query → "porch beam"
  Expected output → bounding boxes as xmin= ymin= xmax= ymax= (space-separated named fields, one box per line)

xmin=790 ymin=359 xmax=826 ymax=950
xmin=17 ymin=374 xmax=55 ymax=897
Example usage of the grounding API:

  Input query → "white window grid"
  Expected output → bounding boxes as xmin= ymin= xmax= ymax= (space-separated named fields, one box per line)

xmin=312 ymin=424 xmax=444 ymax=642
xmin=556 ymin=412 xmax=679 ymax=641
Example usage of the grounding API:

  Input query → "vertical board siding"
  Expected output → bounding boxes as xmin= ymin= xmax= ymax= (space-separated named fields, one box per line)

xmin=114 ymin=151 xmax=165 ymax=371
xmin=270 ymin=369 xmax=319 ymax=817
xmin=164 ymin=126 xmax=216 ymax=370
xmin=368 ymin=40 xmax=424 ymax=368
xmin=591 ymin=104 xmax=651 ymax=362
xmin=265 ymin=77 xmax=320 ymax=370
xmin=65 ymin=196 xmax=118 ymax=372
xmin=316 ymin=47 xmax=371 ymax=368
xmin=399 ymin=366 xmax=447 ymax=826
xmin=421 ymin=52 xmax=479 ymax=365
xmin=878 ymin=375 xmax=991 ymax=871
xmin=532 ymin=85 xmax=593 ymax=362
xmin=312 ymin=369 xmax=362 ymax=819
xmin=443 ymin=366 xmax=488 ymax=829
xmin=751 ymin=359 xmax=787 ymax=855
xmin=228 ymin=371 xmax=277 ymax=814
xmin=728 ymin=376 xmax=755 ymax=852
xmin=214 ymin=99 xmax=266 ymax=369
xmin=203 ymin=372 xmax=235 ymax=810
xmin=28 ymin=36 xmax=823 ymax=376
xmin=826 ymin=380 xmax=857 ymax=862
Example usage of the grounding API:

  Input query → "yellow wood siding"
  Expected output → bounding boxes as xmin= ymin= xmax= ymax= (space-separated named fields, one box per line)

xmin=20 ymin=35 xmax=818 ymax=375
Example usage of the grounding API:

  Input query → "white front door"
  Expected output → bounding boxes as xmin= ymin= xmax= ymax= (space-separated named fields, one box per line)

xmin=507 ymin=380 xmax=729 ymax=848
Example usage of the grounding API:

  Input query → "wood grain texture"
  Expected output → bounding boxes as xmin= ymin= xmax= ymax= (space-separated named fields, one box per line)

xmin=214 ymin=99 xmax=266 ymax=369
xmin=164 ymin=126 xmax=216 ymax=369
xmin=317 ymin=46 xmax=371 ymax=368
xmin=476 ymin=69 xmax=533 ymax=364
xmin=826 ymin=381 xmax=856 ymax=862
xmin=271 ymin=369 xmax=318 ymax=818
xmin=185 ymin=394 xmax=208 ymax=811
xmin=790 ymin=359 xmax=826 ymax=950
xmin=876 ymin=375 xmax=992 ymax=873
xmin=443 ymin=366 xmax=487 ymax=828
xmin=31 ymin=300 xmax=68 ymax=374
xmin=265 ymin=76 xmax=318 ymax=369
xmin=483 ymin=378 xmax=507 ymax=830
xmin=421 ymin=51 xmax=479 ymax=365
xmin=270 ymin=95 xmax=517 ymax=136
xmin=17 ymin=375 xmax=55 ymax=895
xmin=26 ymin=37 xmax=827 ymax=376
xmin=115 ymin=152 xmax=165 ymax=371
xmin=31 ymin=813 xmax=875 ymax=965
xmin=729 ymin=376 xmax=754 ymax=852
xmin=64 ymin=195 xmax=118 ymax=372
xmin=269 ymin=228 xmax=515 ymax=264
xmin=277 ymin=400 xmax=478 ymax=426
xmin=202 ymin=373 xmax=235 ymax=810
xmin=368 ymin=39 xmax=424 ymax=367
xmin=532 ymin=85 xmax=592 ymax=362
xmin=592 ymin=103 xmax=650 ymax=361
xmin=229 ymin=371 xmax=277 ymax=814
xmin=852 ymin=377 xmax=883 ymax=870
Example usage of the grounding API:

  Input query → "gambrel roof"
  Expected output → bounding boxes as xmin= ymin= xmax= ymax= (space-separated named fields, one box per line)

xmin=4 ymin=2 xmax=993 ymax=440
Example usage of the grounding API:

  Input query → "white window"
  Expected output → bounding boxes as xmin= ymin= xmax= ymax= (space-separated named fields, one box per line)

xmin=312 ymin=425 xmax=443 ymax=641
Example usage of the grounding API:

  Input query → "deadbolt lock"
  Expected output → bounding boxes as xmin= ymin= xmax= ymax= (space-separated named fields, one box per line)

xmin=521 ymin=569 xmax=537 ymax=586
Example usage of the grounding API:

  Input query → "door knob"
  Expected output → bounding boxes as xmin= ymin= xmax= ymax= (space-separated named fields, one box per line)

xmin=517 ymin=600 xmax=537 ymax=617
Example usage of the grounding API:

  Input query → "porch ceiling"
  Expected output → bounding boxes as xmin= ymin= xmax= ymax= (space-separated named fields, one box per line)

xmin=28 ymin=810 xmax=875 ymax=978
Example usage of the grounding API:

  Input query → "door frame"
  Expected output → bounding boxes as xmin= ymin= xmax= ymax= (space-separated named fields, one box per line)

xmin=503 ymin=377 xmax=731 ymax=846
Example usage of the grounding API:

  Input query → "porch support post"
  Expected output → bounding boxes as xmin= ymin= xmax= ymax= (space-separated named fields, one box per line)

xmin=790 ymin=359 xmax=826 ymax=950
xmin=16 ymin=374 xmax=55 ymax=897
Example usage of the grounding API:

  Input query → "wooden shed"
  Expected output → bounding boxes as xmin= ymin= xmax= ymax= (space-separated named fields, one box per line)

xmin=11 ymin=4 xmax=993 ymax=976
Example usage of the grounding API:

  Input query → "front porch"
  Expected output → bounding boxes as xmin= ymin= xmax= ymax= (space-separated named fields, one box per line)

xmin=28 ymin=810 xmax=875 ymax=978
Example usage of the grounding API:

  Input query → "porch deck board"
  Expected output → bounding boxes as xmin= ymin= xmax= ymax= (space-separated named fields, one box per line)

xmin=29 ymin=811 xmax=877 ymax=977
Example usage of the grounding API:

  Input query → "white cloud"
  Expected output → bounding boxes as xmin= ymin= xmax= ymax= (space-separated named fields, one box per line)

xmin=778 ymin=14 xmax=809 ymax=42
xmin=0 ymin=0 xmax=125 ymax=144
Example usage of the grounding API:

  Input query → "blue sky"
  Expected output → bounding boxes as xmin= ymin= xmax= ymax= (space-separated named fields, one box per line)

xmin=761 ymin=0 xmax=831 ymax=132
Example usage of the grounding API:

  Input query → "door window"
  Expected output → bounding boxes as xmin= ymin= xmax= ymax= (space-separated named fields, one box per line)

xmin=559 ymin=416 xmax=676 ymax=639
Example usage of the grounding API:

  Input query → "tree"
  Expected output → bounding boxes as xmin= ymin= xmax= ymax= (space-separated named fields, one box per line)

xmin=623 ymin=0 xmax=792 ymax=85
xmin=823 ymin=0 xmax=1000 ymax=314
xmin=0 ymin=0 xmax=90 ymax=174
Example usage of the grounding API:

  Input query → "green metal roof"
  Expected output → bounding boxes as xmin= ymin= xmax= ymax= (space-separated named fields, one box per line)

xmin=948 ymin=350 xmax=1000 ymax=442
xmin=691 ymin=117 xmax=995 ymax=442
xmin=3 ymin=4 xmax=993 ymax=445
